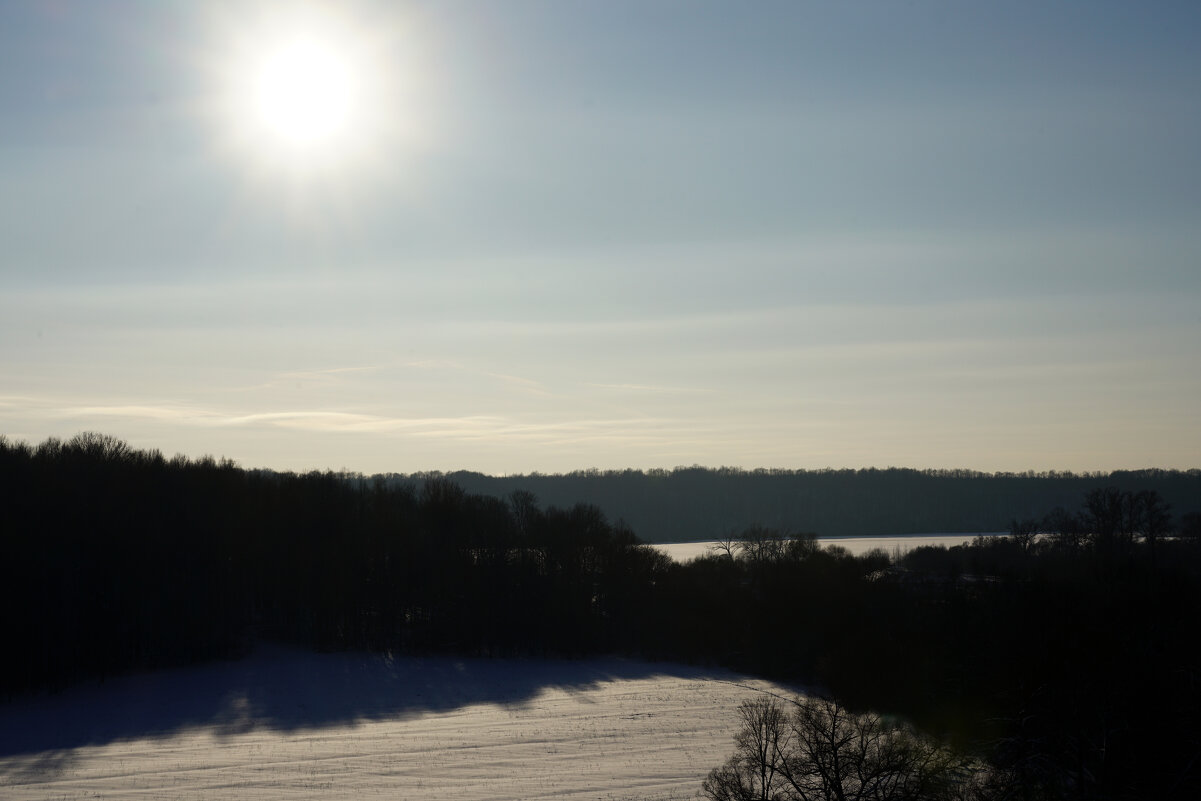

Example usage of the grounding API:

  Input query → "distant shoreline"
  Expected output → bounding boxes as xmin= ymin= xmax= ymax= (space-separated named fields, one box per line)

xmin=653 ymin=532 xmax=1007 ymax=562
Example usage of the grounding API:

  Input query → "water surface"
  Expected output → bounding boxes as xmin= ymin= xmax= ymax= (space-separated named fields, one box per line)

xmin=654 ymin=533 xmax=1004 ymax=562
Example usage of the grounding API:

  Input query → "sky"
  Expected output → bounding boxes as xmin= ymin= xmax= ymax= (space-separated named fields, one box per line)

xmin=2 ymin=0 xmax=1199 ymax=475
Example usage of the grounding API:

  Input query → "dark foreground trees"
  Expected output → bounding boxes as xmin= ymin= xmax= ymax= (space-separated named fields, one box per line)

xmin=682 ymin=503 xmax=1201 ymax=800
xmin=702 ymin=696 xmax=969 ymax=801
xmin=0 ymin=433 xmax=673 ymax=693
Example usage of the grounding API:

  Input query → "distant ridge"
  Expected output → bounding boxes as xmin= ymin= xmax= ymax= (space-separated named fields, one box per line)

xmin=382 ymin=466 xmax=1201 ymax=541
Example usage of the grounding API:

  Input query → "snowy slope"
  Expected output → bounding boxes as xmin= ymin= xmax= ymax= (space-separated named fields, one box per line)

xmin=0 ymin=645 xmax=800 ymax=800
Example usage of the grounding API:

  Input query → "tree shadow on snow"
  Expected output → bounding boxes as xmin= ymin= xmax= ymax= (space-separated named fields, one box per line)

xmin=0 ymin=644 xmax=733 ymax=758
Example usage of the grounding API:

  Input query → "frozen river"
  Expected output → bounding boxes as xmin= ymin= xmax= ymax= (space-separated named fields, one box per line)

xmin=653 ymin=533 xmax=1004 ymax=562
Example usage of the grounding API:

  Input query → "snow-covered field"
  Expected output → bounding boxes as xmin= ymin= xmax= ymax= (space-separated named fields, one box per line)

xmin=0 ymin=645 xmax=798 ymax=800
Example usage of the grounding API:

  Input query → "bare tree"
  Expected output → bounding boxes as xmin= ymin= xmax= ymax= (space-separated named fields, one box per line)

xmin=711 ymin=533 xmax=740 ymax=561
xmin=710 ymin=528 xmax=818 ymax=564
xmin=786 ymin=532 xmax=821 ymax=561
xmin=1009 ymin=518 xmax=1040 ymax=556
xmin=508 ymin=489 xmax=540 ymax=537
xmin=702 ymin=696 xmax=969 ymax=801
xmin=1042 ymin=506 xmax=1086 ymax=550
xmin=702 ymin=698 xmax=791 ymax=801
xmin=1084 ymin=486 xmax=1125 ymax=550
xmin=1136 ymin=489 xmax=1172 ymax=564
xmin=736 ymin=525 xmax=798 ymax=564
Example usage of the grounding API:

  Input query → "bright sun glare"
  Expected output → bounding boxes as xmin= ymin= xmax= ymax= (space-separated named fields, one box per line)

xmin=205 ymin=3 xmax=412 ymax=180
xmin=252 ymin=39 xmax=355 ymax=149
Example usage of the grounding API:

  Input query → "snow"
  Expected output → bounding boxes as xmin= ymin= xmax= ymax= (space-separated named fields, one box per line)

xmin=656 ymin=533 xmax=1005 ymax=562
xmin=0 ymin=645 xmax=799 ymax=800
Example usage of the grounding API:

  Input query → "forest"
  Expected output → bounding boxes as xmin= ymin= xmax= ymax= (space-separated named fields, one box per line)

xmin=2 ymin=432 xmax=1200 ymax=798
xmin=405 ymin=465 xmax=1201 ymax=540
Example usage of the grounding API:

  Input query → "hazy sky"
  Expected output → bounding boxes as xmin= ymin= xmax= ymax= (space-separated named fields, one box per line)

xmin=2 ymin=0 xmax=1199 ymax=474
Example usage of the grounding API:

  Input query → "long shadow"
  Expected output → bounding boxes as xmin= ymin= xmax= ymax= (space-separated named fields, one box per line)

xmin=0 ymin=643 xmax=733 ymax=759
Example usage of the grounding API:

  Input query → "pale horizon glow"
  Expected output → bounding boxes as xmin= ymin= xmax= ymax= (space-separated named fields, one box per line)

xmin=1 ymin=1 xmax=1199 ymax=475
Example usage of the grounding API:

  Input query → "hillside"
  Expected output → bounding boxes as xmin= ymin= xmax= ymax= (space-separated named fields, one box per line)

xmin=0 ymin=645 xmax=795 ymax=801
xmin=405 ymin=466 xmax=1201 ymax=541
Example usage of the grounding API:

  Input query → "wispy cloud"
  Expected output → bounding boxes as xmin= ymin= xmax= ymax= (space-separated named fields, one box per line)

xmin=0 ymin=395 xmax=43 ymax=409
xmin=224 ymin=359 xmax=467 ymax=393
xmin=62 ymin=404 xmax=223 ymax=423
xmin=224 ymin=411 xmax=509 ymax=435
xmin=31 ymin=398 xmax=697 ymax=447
xmin=55 ymin=404 xmax=507 ymax=436
xmin=483 ymin=372 xmax=554 ymax=397
xmin=277 ymin=364 xmax=392 ymax=380
xmin=583 ymin=382 xmax=714 ymax=395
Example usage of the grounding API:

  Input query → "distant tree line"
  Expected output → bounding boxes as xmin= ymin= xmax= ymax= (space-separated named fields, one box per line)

xmin=3 ymin=434 xmax=1199 ymax=797
xmin=403 ymin=465 xmax=1201 ymax=540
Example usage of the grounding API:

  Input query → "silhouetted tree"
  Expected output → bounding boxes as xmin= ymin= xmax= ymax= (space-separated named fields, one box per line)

xmin=702 ymin=697 xmax=790 ymax=801
xmin=712 ymin=533 xmax=739 ymax=560
xmin=1008 ymin=517 xmax=1040 ymax=556
xmin=1084 ymin=486 xmax=1126 ymax=552
xmin=1136 ymin=489 xmax=1172 ymax=565
xmin=1041 ymin=506 xmax=1085 ymax=551
xmin=736 ymin=525 xmax=792 ymax=564
xmin=702 ymin=696 xmax=968 ymax=801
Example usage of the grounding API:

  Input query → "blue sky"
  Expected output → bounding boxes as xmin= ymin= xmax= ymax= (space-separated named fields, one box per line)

xmin=2 ymin=0 xmax=1199 ymax=474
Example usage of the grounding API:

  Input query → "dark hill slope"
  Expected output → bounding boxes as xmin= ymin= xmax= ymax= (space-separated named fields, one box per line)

xmin=401 ymin=467 xmax=1201 ymax=541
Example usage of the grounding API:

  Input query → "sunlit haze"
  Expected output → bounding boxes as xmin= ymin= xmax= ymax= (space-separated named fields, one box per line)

xmin=202 ymin=1 xmax=409 ymax=182
xmin=2 ymin=0 xmax=1199 ymax=475
xmin=251 ymin=39 xmax=355 ymax=148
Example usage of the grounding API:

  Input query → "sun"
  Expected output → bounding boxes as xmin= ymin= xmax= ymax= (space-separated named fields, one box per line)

xmin=251 ymin=38 xmax=356 ymax=150
xmin=232 ymin=19 xmax=372 ymax=169
xmin=201 ymin=2 xmax=414 ymax=180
